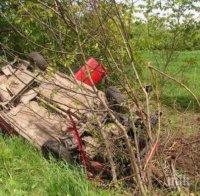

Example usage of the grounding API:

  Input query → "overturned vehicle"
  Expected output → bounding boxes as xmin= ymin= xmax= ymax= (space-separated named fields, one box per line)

xmin=0 ymin=53 xmax=161 ymax=185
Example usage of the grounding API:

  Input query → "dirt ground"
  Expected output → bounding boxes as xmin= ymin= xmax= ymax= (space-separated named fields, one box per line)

xmin=160 ymin=132 xmax=200 ymax=177
xmin=156 ymin=113 xmax=200 ymax=191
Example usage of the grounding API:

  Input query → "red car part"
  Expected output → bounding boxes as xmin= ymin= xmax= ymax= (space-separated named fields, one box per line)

xmin=67 ymin=110 xmax=88 ymax=169
xmin=75 ymin=58 xmax=107 ymax=86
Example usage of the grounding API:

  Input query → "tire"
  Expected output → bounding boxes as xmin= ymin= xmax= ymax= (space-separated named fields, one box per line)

xmin=27 ymin=52 xmax=48 ymax=71
xmin=106 ymin=86 xmax=127 ymax=113
xmin=42 ymin=139 xmax=72 ymax=162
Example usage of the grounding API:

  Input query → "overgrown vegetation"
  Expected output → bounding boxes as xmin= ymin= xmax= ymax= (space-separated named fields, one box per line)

xmin=0 ymin=0 xmax=199 ymax=195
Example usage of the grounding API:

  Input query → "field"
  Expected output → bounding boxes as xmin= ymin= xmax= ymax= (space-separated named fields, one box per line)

xmin=0 ymin=50 xmax=199 ymax=195
xmin=143 ymin=50 xmax=200 ymax=110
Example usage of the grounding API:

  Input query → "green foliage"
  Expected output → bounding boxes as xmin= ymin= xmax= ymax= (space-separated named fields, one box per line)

xmin=0 ymin=135 xmax=111 ymax=196
xmin=0 ymin=0 xmax=199 ymax=77
xmin=0 ymin=0 xmax=199 ymax=100
xmin=131 ymin=0 xmax=200 ymax=51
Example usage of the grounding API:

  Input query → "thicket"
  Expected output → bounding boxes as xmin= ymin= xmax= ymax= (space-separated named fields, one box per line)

xmin=0 ymin=1 xmax=199 ymax=195
xmin=0 ymin=1 xmax=199 ymax=70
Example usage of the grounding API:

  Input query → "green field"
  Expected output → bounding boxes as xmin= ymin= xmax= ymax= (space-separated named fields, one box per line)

xmin=0 ymin=51 xmax=199 ymax=195
xmin=141 ymin=50 xmax=200 ymax=110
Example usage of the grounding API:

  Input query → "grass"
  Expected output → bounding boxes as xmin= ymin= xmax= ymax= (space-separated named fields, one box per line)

xmin=140 ymin=50 xmax=200 ymax=110
xmin=0 ymin=135 xmax=111 ymax=196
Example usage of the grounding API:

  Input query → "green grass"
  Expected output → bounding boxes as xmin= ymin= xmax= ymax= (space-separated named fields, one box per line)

xmin=140 ymin=50 xmax=200 ymax=110
xmin=0 ymin=136 xmax=111 ymax=196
